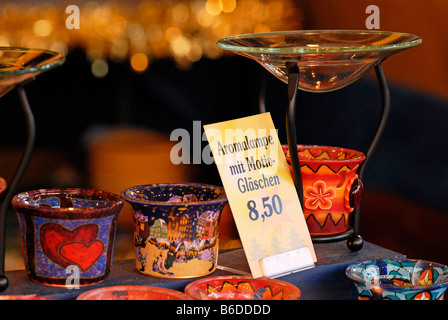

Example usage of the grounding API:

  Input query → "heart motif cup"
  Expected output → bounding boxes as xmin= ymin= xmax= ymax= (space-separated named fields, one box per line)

xmin=39 ymin=223 xmax=104 ymax=271
xmin=12 ymin=188 xmax=123 ymax=287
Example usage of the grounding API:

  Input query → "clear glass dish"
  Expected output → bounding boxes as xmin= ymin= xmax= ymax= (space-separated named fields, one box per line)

xmin=0 ymin=47 xmax=65 ymax=97
xmin=217 ymin=30 xmax=421 ymax=92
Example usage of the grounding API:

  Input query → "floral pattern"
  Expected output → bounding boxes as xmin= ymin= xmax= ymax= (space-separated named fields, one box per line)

xmin=304 ymin=180 xmax=336 ymax=210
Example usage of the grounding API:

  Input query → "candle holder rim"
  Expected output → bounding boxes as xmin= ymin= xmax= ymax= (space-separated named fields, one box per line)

xmin=345 ymin=258 xmax=448 ymax=291
xmin=283 ymin=144 xmax=366 ymax=163
xmin=121 ymin=183 xmax=227 ymax=206
xmin=217 ymin=29 xmax=422 ymax=55
xmin=11 ymin=187 xmax=124 ymax=212
xmin=0 ymin=46 xmax=65 ymax=77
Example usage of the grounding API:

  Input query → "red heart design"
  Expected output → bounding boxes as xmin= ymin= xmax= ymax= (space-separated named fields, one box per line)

xmin=59 ymin=241 xmax=104 ymax=271
xmin=40 ymin=223 xmax=99 ymax=269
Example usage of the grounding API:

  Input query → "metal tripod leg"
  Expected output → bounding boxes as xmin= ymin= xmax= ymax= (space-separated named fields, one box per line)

xmin=0 ymin=80 xmax=36 ymax=291
xmin=347 ymin=63 xmax=390 ymax=251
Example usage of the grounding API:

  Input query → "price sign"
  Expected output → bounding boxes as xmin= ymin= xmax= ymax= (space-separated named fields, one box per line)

xmin=204 ymin=113 xmax=316 ymax=278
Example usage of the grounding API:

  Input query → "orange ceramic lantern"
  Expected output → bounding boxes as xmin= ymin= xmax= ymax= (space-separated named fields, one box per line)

xmin=283 ymin=145 xmax=365 ymax=236
xmin=0 ymin=177 xmax=6 ymax=195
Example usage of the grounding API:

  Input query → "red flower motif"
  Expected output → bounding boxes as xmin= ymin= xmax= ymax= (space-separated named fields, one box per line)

xmin=304 ymin=180 xmax=336 ymax=210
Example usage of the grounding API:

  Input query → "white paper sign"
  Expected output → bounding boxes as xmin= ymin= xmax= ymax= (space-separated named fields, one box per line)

xmin=204 ymin=113 xmax=316 ymax=278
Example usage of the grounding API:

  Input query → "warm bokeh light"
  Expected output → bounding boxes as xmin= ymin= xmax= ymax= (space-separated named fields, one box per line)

xmin=220 ymin=0 xmax=237 ymax=13
xmin=206 ymin=0 xmax=222 ymax=16
xmin=91 ymin=58 xmax=109 ymax=78
xmin=0 ymin=0 xmax=302 ymax=76
xmin=33 ymin=19 xmax=53 ymax=37
xmin=130 ymin=52 xmax=149 ymax=72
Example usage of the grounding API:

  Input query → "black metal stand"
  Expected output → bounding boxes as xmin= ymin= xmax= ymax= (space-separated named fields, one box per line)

xmin=260 ymin=63 xmax=390 ymax=252
xmin=0 ymin=80 xmax=36 ymax=291
xmin=285 ymin=62 xmax=304 ymax=206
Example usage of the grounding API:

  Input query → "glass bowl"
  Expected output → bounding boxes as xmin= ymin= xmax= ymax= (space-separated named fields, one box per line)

xmin=217 ymin=30 xmax=421 ymax=92
xmin=184 ymin=275 xmax=301 ymax=300
xmin=346 ymin=258 xmax=448 ymax=300
xmin=0 ymin=46 xmax=64 ymax=97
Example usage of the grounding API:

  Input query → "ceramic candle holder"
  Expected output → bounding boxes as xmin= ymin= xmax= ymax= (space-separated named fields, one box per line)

xmin=184 ymin=275 xmax=301 ymax=300
xmin=76 ymin=285 xmax=192 ymax=300
xmin=122 ymin=183 xmax=227 ymax=279
xmin=346 ymin=258 xmax=448 ymax=300
xmin=12 ymin=188 xmax=123 ymax=287
xmin=0 ymin=177 xmax=6 ymax=195
xmin=283 ymin=145 xmax=365 ymax=236
xmin=0 ymin=295 xmax=54 ymax=300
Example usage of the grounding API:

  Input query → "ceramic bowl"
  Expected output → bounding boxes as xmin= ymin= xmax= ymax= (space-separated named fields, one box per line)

xmin=184 ymin=276 xmax=301 ymax=300
xmin=346 ymin=258 xmax=448 ymax=300
xmin=122 ymin=183 xmax=227 ymax=278
xmin=0 ymin=295 xmax=53 ymax=300
xmin=76 ymin=285 xmax=192 ymax=300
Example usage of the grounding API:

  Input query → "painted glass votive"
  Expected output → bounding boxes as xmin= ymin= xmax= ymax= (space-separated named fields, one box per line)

xmin=283 ymin=145 xmax=365 ymax=236
xmin=12 ymin=188 xmax=123 ymax=287
xmin=122 ymin=183 xmax=228 ymax=279
xmin=346 ymin=258 xmax=448 ymax=300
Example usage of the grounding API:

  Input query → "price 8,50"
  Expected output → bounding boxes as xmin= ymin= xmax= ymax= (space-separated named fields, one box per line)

xmin=247 ymin=194 xmax=282 ymax=222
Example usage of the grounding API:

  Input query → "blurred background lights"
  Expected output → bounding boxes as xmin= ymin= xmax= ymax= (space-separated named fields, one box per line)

xmin=130 ymin=52 xmax=149 ymax=72
xmin=205 ymin=0 xmax=222 ymax=16
xmin=220 ymin=0 xmax=237 ymax=13
xmin=0 ymin=35 xmax=10 ymax=47
xmin=0 ymin=0 xmax=301 ymax=76
xmin=91 ymin=58 xmax=109 ymax=78
xmin=33 ymin=19 xmax=53 ymax=37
